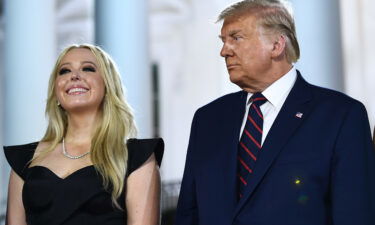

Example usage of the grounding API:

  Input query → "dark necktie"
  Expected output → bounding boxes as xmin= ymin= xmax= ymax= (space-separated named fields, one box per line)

xmin=237 ymin=92 xmax=267 ymax=199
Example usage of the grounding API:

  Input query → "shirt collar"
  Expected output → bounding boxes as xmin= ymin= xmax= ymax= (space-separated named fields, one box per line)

xmin=246 ymin=67 xmax=297 ymax=110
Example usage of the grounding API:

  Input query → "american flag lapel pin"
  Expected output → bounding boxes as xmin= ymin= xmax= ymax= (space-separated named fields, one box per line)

xmin=295 ymin=112 xmax=303 ymax=118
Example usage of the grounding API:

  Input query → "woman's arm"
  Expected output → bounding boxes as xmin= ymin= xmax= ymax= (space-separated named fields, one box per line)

xmin=126 ymin=153 xmax=161 ymax=225
xmin=7 ymin=170 xmax=27 ymax=225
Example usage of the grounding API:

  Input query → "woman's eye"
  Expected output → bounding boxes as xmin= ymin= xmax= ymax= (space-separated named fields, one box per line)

xmin=82 ymin=66 xmax=96 ymax=72
xmin=59 ymin=68 xmax=70 ymax=75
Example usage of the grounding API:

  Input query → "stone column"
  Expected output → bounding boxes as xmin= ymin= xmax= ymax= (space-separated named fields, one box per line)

xmin=290 ymin=0 xmax=344 ymax=91
xmin=95 ymin=0 xmax=152 ymax=138
xmin=1 ymin=0 xmax=56 ymax=218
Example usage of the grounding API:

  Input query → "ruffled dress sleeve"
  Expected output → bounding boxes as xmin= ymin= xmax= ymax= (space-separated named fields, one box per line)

xmin=3 ymin=142 xmax=38 ymax=180
xmin=127 ymin=138 xmax=164 ymax=176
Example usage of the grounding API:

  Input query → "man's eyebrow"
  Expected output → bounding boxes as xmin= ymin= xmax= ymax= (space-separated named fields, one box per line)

xmin=228 ymin=30 xmax=242 ymax=36
xmin=218 ymin=30 xmax=242 ymax=40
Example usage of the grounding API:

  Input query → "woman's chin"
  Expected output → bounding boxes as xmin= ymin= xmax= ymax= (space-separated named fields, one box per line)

xmin=62 ymin=102 xmax=101 ymax=114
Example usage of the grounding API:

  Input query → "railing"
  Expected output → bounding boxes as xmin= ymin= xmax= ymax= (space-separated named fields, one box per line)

xmin=161 ymin=180 xmax=181 ymax=225
xmin=0 ymin=214 xmax=4 ymax=225
xmin=0 ymin=199 xmax=5 ymax=225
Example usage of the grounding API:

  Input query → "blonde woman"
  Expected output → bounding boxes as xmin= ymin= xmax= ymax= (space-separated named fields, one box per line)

xmin=4 ymin=44 xmax=163 ymax=225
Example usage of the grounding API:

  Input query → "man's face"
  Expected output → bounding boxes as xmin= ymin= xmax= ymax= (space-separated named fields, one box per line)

xmin=220 ymin=14 xmax=274 ymax=92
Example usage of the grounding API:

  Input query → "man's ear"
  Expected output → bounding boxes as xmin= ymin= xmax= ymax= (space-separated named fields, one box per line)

xmin=271 ymin=34 xmax=287 ymax=59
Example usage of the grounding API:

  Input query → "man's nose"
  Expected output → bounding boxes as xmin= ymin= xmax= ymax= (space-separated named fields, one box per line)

xmin=220 ymin=42 xmax=233 ymax=58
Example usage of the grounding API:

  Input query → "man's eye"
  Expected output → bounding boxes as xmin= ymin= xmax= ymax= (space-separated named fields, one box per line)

xmin=59 ymin=68 xmax=70 ymax=75
xmin=233 ymin=36 xmax=241 ymax=41
xmin=83 ymin=66 xmax=96 ymax=72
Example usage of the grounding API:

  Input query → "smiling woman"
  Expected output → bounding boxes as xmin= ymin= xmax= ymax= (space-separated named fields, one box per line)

xmin=55 ymin=48 xmax=105 ymax=113
xmin=3 ymin=44 xmax=164 ymax=225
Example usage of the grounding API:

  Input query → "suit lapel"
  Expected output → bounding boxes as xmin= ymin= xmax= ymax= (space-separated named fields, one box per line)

xmin=232 ymin=73 xmax=314 ymax=218
xmin=216 ymin=91 xmax=248 ymax=215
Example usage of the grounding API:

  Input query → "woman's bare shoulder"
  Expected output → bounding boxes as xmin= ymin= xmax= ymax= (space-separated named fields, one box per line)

xmin=35 ymin=141 xmax=50 ymax=152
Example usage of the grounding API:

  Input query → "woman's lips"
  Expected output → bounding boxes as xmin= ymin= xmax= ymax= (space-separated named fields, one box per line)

xmin=66 ymin=87 xmax=89 ymax=95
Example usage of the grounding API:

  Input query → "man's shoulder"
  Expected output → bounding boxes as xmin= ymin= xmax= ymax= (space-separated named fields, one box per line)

xmin=196 ymin=90 xmax=244 ymax=113
xmin=302 ymin=82 xmax=369 ymax=120
xmin=309 ymin=83 xmax=362 ymax=107
xmin=294 ymin=71 xmax=362 ymax=108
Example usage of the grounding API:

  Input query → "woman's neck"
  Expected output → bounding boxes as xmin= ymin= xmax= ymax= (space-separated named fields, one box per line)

xmin=65 ymin=111 xmax=101 ymax=145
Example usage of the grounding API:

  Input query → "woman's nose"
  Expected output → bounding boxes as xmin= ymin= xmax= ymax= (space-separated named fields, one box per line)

xmin=70 ymin=71 xmax=81 ymax=81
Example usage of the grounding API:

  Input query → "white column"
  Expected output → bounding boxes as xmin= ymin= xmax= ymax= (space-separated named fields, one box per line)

xmin=95 ymin=0 xmax=152 ymax=138
xmin=4 ymin=0 xmax=56 ymax=145
xmin=290 ymin=0 xmax=344 ymax=91
xmin=340 ymin=0 xmax=375 ymax=129
xmin=0 ymin=22 xmax=5 ymax=224
xmin=1 ymin=0 xmax=56 ymax=218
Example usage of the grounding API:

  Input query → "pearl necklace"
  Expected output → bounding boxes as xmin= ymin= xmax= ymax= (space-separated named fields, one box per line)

xmin=62 ymin=138 xmax=91 ymax=159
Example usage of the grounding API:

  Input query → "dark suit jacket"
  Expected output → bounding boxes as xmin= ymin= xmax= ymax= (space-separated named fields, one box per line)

xmin=175 ymin=72 xmax=375 ymax=225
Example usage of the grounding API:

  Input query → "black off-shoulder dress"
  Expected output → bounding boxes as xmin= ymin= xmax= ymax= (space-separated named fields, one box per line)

xmin=4 ymin=138 xmax=164 ymax=225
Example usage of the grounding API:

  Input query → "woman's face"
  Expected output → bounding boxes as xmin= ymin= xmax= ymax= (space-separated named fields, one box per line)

xmin=55 ymin=48 xmax=105 ymax=114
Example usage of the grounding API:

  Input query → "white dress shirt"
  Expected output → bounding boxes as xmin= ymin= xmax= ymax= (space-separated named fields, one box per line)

xmin=239 ymin=67 xmax=297 ymax=145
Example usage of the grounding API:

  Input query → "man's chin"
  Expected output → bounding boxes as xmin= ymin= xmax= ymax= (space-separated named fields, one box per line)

xmin=229 ymin=73 xmax=243 ymax=86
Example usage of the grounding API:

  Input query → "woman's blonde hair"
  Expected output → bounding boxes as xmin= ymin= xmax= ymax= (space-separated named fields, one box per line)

xmin=32 ymin=43 xmax=137 ymax=208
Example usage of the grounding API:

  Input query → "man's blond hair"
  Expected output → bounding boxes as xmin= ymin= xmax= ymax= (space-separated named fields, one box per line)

xmin=218 ymin=0 xmax=300 ymax=63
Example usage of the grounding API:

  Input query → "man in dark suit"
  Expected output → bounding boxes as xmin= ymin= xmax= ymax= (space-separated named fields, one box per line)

xmin=175 ymin=0 xmax=375 ymax=224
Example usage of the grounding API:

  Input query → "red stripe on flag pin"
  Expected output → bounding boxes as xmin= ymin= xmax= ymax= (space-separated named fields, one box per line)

xmin=295 ymin=112 xmax=303 ymax=118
